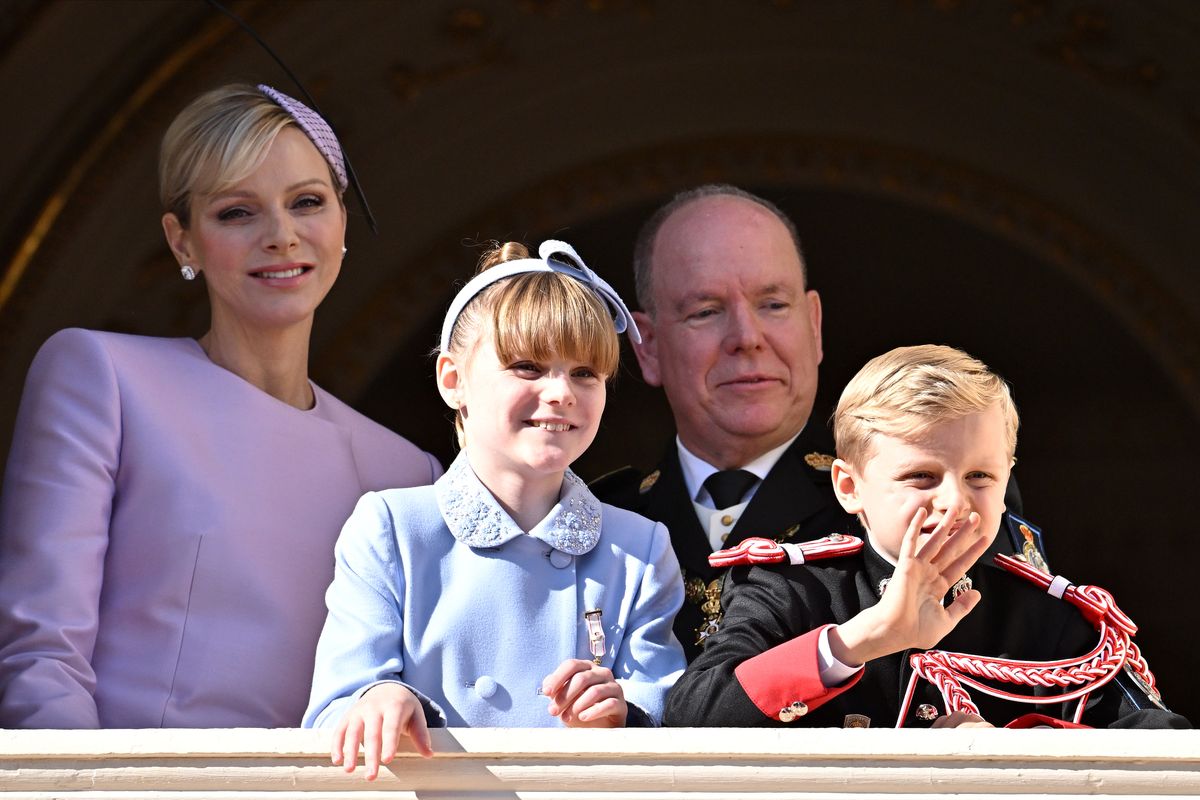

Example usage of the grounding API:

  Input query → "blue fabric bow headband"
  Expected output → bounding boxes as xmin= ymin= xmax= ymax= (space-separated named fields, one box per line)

xmin=438 ymin=240 xmax=641 ymax=352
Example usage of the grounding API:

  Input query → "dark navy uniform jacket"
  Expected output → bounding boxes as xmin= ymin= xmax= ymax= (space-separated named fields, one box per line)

xmin=592 ymin=428 xmax=851 ymax=663
xmin=663 ymin=533 xmax=1189 ymax=729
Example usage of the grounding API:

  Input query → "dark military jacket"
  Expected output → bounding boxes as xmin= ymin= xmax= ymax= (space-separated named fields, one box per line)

xmin=663 ymin=534 xmax=1188 ymax=729
xmin=592 ymin=428 xmax=853 ymax=662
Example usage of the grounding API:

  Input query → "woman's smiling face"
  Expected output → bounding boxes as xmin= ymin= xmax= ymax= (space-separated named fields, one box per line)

xmin=165 ymin=126 xmax=346 ymax=332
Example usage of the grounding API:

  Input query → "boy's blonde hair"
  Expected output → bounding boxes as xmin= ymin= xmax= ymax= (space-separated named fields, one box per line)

xmin=834 ymin=344 xmax=1019 ymax=466
xmin=444 ymin=241 xmax=620 ymax=446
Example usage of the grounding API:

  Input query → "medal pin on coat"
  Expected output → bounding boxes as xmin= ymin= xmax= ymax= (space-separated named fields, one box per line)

xmin=585 ymin=609 xmax=605 ymax=664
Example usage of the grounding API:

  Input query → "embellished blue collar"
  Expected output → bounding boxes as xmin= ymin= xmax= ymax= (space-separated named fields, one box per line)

xmin=435 ymin=452 xmax=602 ymax=555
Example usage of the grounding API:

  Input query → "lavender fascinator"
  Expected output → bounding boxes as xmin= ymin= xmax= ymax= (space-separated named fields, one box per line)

xmin=201 ymin=0 xmax=376 ymax=232
xmin=257 ymin=85 xmax=348 ymax=192
xmin=439 ymin=240 xmax=640 ymax=352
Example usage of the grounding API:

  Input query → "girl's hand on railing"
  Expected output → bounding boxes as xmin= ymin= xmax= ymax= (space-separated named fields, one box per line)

xmin=332 ymin=683 xmax=433 ymax=780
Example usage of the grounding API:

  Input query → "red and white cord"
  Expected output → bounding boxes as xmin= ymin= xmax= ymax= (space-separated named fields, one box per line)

xmin=896 ymin=554 xmax=1159 ymax=726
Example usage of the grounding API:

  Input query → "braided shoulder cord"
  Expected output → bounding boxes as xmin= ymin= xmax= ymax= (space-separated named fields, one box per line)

xmin=896 ymin=554 xmax=1160 ymax=726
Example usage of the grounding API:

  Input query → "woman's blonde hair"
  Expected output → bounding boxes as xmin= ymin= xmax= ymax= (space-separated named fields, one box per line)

xmin=158 ymin=83 xmax=343 ymax=226
xmin=444 ymin=241 xmax=620 ymax=446
xmin=834 ymin=344 xmax=1019 ymax=466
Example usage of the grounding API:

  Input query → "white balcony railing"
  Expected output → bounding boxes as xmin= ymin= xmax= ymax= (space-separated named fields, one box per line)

xmin=2 ymin=727 xmax=1198 ymax=797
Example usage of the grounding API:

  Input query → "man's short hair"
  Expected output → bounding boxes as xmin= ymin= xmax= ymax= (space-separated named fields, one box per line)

xmin=632 ymin=184 xmax=807 ymax=316
xmin=834 ymin=344 xmax=1020 ymax=466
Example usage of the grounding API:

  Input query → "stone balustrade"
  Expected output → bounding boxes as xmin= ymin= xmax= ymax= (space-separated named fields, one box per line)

xmin=2 ymin=727 xmax=1197 ymax=797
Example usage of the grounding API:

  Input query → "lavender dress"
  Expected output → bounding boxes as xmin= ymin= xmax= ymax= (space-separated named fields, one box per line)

xmin=0 ymin=329 xmax=441 ymax=728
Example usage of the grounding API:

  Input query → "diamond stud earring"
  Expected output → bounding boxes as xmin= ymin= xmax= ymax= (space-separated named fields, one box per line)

xmin=180 ymin=265 xmax=197 ymax=281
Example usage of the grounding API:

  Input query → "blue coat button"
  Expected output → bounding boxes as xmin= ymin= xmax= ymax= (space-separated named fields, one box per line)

xmin=549 ymin=550 xmax=573 ymax=569
xmin=474 ymin=675 xmax=497 ymax=699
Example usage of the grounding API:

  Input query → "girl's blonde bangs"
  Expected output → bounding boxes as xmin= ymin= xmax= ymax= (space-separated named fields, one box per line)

xmin=489 ymin=274 xmax=619 ymax=378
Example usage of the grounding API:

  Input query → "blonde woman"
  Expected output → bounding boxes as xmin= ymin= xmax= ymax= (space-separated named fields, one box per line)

xmin=0 ymin=84 xmax=440 ymax=728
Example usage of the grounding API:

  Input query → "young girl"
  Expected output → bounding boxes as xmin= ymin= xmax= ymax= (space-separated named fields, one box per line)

xmin=303 ymin=240 xmax=686 ymax=778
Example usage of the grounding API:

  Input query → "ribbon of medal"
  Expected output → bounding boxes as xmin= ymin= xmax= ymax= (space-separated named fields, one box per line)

xmin=897 ymin=553 xmax=1161 ymax=726
xmin=584 ymin=609 xmax=605 ymax=665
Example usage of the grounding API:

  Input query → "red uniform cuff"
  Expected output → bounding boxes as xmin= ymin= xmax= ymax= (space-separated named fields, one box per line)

xmin=734 ymin=625 xmax=862 ymax=722
xmin=1005 ymin=712 xmax=1092 ymax=729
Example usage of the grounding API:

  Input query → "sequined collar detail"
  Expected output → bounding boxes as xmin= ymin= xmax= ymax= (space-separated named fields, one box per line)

xmin=435 ymin=452 xmax=602 ymax=555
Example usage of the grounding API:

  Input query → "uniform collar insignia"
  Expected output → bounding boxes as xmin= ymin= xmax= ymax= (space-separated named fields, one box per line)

xmin=864 ymin=529 xmax=977 ymax=593
xmin=803 ymin=452 xmax=835 ymax=471
xmin=436 ymin=452 xmax=602 ymax=555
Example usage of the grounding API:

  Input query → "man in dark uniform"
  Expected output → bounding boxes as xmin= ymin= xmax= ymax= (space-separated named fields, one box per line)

xmin=591 ymin=185 xmax=849 ymax=662
xmin=593 ymin=185 xmax=1040 ymax=662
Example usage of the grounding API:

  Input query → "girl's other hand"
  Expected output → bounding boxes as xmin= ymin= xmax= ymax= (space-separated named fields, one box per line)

xmin=331 ymin=683 xmax=433 ymax=780
xmin=542 ymin=658 xmax=628 ymax=728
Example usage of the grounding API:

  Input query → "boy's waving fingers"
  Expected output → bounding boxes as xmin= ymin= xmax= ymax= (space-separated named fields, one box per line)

xmin=943 ymin=586 xmax=982 ymax=626
xmin=898 ymin=507 xmax=928 ymax=562
xmin=913 ymin=502 xmax=962 ymax=561
xmin=938 ymin=513 xmax=991 ymax=580
xmin=922 ymin=508 xmax=982 ymax=570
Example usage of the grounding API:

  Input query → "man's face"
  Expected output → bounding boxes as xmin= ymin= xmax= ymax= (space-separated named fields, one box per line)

xmin=631 ymin=195 xmax=823 ymax=468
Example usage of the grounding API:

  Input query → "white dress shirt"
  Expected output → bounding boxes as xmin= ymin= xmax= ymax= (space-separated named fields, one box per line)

xmin=675 ymin=431 xmax=861 ymax=687
xmin=676 ymin=433 xmax=800 ymax=552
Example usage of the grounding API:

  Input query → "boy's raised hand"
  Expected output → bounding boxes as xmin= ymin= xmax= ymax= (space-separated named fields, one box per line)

xmin=332 ymin=683 xmax=433 ymax=781
xmin=542 ymin=658 xmax=628 ymax=728
xmin=889 ymin=504 xmax=990 ymax=648
xmin=831 ymin=504 xmax=992 ymax=666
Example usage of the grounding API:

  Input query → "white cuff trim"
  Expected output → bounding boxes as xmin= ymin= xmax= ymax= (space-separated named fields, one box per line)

xmin=818 ymin=626 xmax=864 ymax=687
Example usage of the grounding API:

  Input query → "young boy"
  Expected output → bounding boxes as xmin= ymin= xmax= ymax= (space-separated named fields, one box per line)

xmin=664 ymin=345 xmax=1188 ymax=729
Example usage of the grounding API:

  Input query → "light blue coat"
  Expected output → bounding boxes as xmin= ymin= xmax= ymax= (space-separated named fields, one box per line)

xmin=304 ymin=453 xmax=686 ymax=728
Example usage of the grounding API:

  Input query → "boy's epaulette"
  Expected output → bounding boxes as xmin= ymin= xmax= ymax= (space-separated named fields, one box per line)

xmin=708 ymin=533 xmax=863 ymax=569
xmin=995 ymin=553 xmax=1136 ymax=633
xmin=1001 ymin=512 xmax=1050 ymax=573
